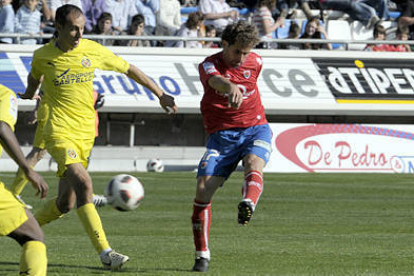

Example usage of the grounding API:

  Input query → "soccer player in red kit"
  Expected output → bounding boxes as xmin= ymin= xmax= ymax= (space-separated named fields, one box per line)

xmin=191 ymin=21 xmax=272 ymax=272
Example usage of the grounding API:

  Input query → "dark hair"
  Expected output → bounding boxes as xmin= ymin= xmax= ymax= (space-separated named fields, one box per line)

xmin=53 ymin=4 xmax=84 ymax=38
xmin=205 ymin=24 xmax=216 ymax=34
xmin=185 ymin=11 xmax=204 ymax=30
xmin=300 ymin=17 xmax=324 ymax=49
xmin=131 ymin=14 xmax=145 ymax=26
xmin=257 ymin=0 xmax=276 ymax=11
xmin=373 ymin=24 xmax=386 ymax=38
xmin=221 ymin=21 xmax=260 ymax=47
xmin=288 ymin=22 xmax=300 ymax=38
xmin=397 ymin=25 xmax=410 ymax=36
xmin=95 ymin=12 xmax=113 ymax=33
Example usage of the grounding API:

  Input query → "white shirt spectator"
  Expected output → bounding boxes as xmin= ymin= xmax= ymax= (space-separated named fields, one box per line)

xmin=198 ymin=0 xmax=235 ymax=32
xmin=155 ymin=0 xmax=181 ymax=36
xmin=252 ymin=6 xmax=274 ymax=39
xmin=106 ymin=0 xmax=137 ymax=32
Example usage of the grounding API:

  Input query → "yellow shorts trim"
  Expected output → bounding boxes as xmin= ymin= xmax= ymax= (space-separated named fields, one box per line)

xmin=0 ymin=182 xmax=28 ymax=236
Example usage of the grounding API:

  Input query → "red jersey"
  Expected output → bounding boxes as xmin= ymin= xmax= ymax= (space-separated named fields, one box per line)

xmin=198 ymin=51 xmax=267 ymax=134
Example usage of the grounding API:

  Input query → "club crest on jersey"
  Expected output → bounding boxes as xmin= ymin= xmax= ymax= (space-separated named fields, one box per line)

xmin=67 ymin=149 xmax=77 ymax=159
xmin=243 ymin=70 xmax=251 ymax=79
xmin=81 ymin=57 xmax=91 ymax=68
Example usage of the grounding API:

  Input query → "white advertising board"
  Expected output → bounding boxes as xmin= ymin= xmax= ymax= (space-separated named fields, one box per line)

xmin=2 ymin=46 xmax=414 ymax=115
xmin=267 ymin=123 xmax=414 ymax=173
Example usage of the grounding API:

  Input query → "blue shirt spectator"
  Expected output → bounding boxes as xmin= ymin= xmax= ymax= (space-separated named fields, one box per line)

xmin=15 ymin=0 xmax=42 ymax=44
xmin=107 ymin=0 xmax=138 ymax=33
xmin=134 ymin=0 xmax=159 ymax=35
xmin=0 ymin=0 xmax=15 ymax=43
xmin=82 ymin=0 xmax=109 ymax=33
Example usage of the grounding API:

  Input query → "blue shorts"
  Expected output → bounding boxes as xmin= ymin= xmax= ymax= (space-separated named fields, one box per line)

xmin=197 ymin=124 xmax=272 ymax=179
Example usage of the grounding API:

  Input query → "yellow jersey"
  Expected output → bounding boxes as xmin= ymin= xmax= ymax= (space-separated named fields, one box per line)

xmin=0 ymin=84 xmax=18 ymax=157
xmin=30 ymin=39 xmax=130 ymax=139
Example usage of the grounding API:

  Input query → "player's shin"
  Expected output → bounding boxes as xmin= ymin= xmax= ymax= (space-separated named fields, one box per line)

xmin=242 ymin=170 xmax=263 ymax=209
xmin=35 ymin=197 xmax=64 ymax=226
xmin=77 ymin=203 xmax=110 ymax=254
xmin=19 ymin=241 xmax=47 ymax=276
xmin=192 ymin=200 xmax=211 ymax=260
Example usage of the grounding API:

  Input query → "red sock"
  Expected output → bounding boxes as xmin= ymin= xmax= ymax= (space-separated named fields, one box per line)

xmin=192 ymin=200 xmax=211 ymax=256
xmin=242 ymin=170 xmax=263 ymax=206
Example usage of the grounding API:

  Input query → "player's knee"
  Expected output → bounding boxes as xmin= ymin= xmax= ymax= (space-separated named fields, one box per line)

xmin=56 ymin=198 xmax=75 ymax=213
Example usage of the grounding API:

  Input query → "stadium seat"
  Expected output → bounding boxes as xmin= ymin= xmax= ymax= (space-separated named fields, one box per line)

xmin=349 ymin=21 xmax=373 ymax=51
xmin=326 ymin=20 xmax=351 ymax=50
xmin=275 ymin=19 xmax=294 ymax=39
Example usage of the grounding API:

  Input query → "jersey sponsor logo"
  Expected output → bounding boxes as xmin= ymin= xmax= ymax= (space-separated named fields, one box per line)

xmin=81 ymin=57 xmax=92 ymax=68
xmin=203 ymin=62 xmax=217 ymax=74
xmin=67 ymin=149 xmax=77 ymax=159
xmin=53 ymin=68 xmax=94 ymax=87
xmin=243 ymin=70 xmax=251 ymax=79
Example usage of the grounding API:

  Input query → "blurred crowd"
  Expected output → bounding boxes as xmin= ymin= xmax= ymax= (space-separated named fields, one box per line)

xmin=0 ymin=0 xmax=412 ymax=51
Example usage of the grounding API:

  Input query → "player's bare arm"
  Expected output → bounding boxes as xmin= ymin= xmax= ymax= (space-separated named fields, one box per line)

xmin=126 ymin=64 xmax=178 ymax=114
xmin=208 ymin=75 xmax=243 ymax=109
xmin=19 ymin=74 xmax=42 ymax=100
xmin=0 ymin=121 xmax=48 ymax=198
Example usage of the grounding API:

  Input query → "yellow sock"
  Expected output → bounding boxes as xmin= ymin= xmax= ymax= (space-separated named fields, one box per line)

xmin=77 ymin=203 xmax=110 ymax=254
xmin=20 ymin=241 xmax=47 ymax=276
xmin=10 ymin=167 xmax=29 ymax=196
xmin=35 ymin=197 xmax=64 ymax=226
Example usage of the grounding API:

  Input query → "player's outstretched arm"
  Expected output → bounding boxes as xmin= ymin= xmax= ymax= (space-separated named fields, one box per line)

xmin=0 ymin=121 xmax=48 ymax=198
xmin=19 ymin=74 xmax=42 ymax=100
xmin=208 ymin=75 xmax=243 ymax=109
xmin=126 ymin=64 xmax=178 ymax=114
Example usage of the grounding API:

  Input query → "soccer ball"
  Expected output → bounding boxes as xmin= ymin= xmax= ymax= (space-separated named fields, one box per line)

xmin=146 ymin=158 xmax=164 ymax=172
xmin=104 ymin=174 xmax=144 ymax=211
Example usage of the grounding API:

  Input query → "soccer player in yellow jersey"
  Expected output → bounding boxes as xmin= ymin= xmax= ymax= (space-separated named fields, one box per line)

xmin=19 ymin=4 xmax=177 ymax=271
xmin=0 ymin=84 xmax=49 ymax=275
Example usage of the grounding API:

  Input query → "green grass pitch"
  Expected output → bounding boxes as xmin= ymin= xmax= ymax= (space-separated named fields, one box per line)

xmin=1 ymin=172 xmax=414 ymax=275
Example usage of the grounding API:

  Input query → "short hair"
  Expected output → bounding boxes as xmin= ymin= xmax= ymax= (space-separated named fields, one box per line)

xmin=55 ymin=4 xmax=83 ymax=28
xmin=205 ymin=24 xmax=216 ymax=34
xmin=221 ymin=21 xmax=260 ymax=48
xmin=185 ymin=11 xmax=204 ymax=30
xmin=131 ymin=14 xmax=145 ymax=26
xmin=373 ymin=24 xmax=386 ymax=38
xmin=288 ymin=21 xmax=300 ymax=38
xmin=397 ymin=25 xmax=410 ymax=36
xmin=257 ymin=0 xmax=276 ymax=11
xmin=98 ymin=12 xmax=113 ymax=23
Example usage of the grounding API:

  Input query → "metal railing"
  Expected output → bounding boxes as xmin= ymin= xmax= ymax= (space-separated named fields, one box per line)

xmin=1 ymin=33 xmax=414 ymax=50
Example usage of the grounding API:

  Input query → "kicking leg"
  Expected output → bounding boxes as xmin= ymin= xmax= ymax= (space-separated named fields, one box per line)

xmin=192 ymin=175 xmax=224 ymax=272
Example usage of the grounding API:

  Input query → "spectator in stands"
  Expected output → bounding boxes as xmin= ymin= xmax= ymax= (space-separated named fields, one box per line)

xmin=134 ymin=0 xmax=159 ymax=35
xmin=253 ymin=0 xmax=284 ymax=49
xmin=50 ymin=0 xmax=82 ymax=21
xmin=278 ymin=21 xmax=302 ymax=49
xmin=106 ymin=0 xmax=138 ymax=33
xmin=155 ymin=0 xmax=181 ymax=36
xmin=203 ymin=24 xmax=219 ymax=48
xmin=364 ymin=23 xmax=391 ymax=51
xmin=274 ymin=0 xmax=313 ymax=20
xmin=198 ymin=0 xmax=239 ymax=34
xmin=319 ymin=0 xmax=379 ymax=29
xmin=392 ymin=26 xmax=411 ymax=52
xmin=19 ymin=0 xmax=52 ymax=21
xmin=165 ymin=11 xmax=204 ymax=47
xmin=14 ymin=0 xmax=42 ymax=44
xmin=360 ymin=0 xmax=390 ymax=21
xmin=82 ymin=0 xmax=109 ymax=33
xmin=0 ymin=0 xmax=15 ymax=44
xmin=91 ymin=12 xmax=116 ymax=46
xmin=117 ymin=14 xmax=151 ymax=46
xmin=300 ymin=17 xmax=332 ymax=50
xmin=395 ymin=0 xmax=414 ymax=36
